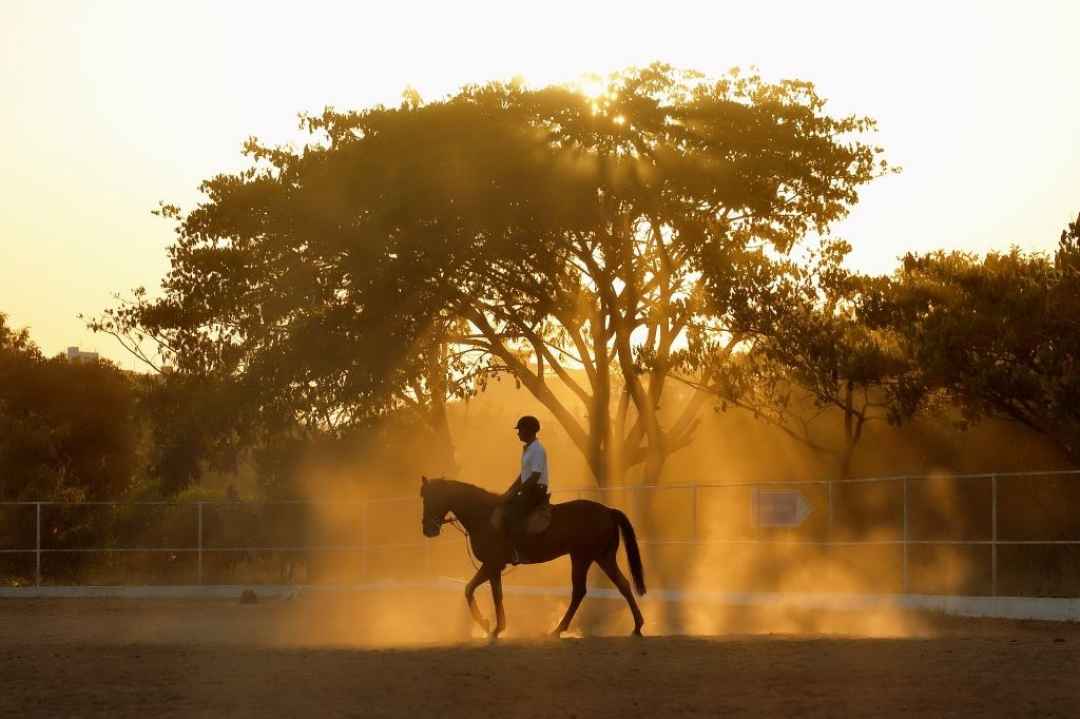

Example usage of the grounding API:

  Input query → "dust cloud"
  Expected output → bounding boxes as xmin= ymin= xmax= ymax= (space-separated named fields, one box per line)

xmin=245 ymin=373 xmax=1071 ymax=647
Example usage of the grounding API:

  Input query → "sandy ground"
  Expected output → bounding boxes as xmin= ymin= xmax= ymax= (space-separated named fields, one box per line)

xmin=2 ymin=592 xmax=1079 ymax=718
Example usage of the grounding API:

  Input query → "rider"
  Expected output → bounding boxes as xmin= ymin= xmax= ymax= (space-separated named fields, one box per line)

xmin=501 ymin=415 xmax=549 ymax=564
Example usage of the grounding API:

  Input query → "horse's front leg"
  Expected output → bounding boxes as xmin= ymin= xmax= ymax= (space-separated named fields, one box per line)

xmin=489 ymin=567 xmax=506 ymax=638
xmin=464 ymin=564 xmax=493 ymax=635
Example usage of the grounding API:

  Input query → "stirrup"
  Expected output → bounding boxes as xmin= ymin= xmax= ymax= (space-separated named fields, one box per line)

xmin=510 ymin=547 xmax=522 ymax=565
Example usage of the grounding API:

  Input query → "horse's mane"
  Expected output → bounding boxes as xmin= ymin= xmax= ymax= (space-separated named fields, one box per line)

xmin=430 ymin=478 xmax=501 ymax=505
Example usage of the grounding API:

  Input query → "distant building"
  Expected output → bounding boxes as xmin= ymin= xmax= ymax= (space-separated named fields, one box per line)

xmin=66 ymin=346 xmax=99 ymax=363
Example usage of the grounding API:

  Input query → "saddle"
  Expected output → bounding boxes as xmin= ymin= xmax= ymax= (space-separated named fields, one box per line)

xmin=490 ymin=502 xmax=552 ymax=535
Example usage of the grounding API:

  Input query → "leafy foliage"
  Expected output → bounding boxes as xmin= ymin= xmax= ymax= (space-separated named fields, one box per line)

xmin=97 ymin=64 xmax=889 ymax=485
xmin=872 ymin=213 xmax=1080 ymax=461
xmin=699 ymin=239 xmax=920 ymax=477
xmin=0 ymin=314 xmax=140 ymax=501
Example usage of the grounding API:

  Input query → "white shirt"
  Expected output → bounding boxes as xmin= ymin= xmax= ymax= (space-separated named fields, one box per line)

xmin=520 ymin=439 xmax=549 ymax=488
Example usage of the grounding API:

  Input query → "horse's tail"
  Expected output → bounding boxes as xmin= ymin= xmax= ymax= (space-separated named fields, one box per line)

xmin=612 ymin=509 xmax=646 ymax=596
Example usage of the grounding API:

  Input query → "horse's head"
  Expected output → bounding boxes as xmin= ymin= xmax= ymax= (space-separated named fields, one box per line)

xmin=420 ymin=475 xmax=450 ymax=537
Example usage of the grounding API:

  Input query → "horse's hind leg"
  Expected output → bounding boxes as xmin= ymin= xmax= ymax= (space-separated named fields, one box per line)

xmin=465 ymin=564 xmax=493 ymax=635
xmin=489 ymin=569 xmax=506 ymax=638
xmin=598 ymin=552 xmax=644 ymax=636
xmin=552 ymin=555 xmax=591 ymax=636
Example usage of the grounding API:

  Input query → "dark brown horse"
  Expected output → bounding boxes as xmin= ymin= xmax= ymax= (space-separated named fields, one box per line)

xmin=420 ymin=477 xmax=646 ymax=638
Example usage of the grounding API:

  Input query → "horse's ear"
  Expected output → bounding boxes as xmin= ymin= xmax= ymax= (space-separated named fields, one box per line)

xmin=421 ymin=475 xmax=428 ymax=486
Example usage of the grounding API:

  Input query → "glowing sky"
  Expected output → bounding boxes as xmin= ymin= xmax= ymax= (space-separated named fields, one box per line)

xmin=2 ymin=0 xmax=1078 ymax=365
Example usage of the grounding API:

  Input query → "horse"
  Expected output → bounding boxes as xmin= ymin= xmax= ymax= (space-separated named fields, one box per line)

xmin=420 ymin=476 xmax=646 ymax=638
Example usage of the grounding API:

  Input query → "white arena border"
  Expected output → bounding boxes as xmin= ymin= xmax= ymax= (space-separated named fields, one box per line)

xmin=3 ymin=579 xmax=1079 ymax=622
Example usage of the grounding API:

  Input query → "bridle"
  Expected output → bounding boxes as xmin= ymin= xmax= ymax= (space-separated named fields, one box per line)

xmin=426 ymin=512 xmax=480 ymax=571
xmin=423 ymin=514 xmax=456 ymax=536
xmin=420 ymin=482 xmax=505 ymax=573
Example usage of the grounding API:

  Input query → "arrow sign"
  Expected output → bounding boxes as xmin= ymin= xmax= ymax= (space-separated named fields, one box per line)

xmin=753 ymin=489 xmax=812 ymax=527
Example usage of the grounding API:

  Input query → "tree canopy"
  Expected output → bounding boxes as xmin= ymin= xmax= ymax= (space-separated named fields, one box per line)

xmin=102 ymin=64 xmax=890 ymax=485
xmin=873 ymin=213 xmax=1080 ymax=461
xmin=0 ymin=313 xmax=140 ymax=501
xmin=700 ymin=239 xmax=918 ymax=478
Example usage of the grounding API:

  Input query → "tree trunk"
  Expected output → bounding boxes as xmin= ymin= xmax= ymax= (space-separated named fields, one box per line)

xmin=642 ymin=443 xmax=667 ymax=485
xmin=838 ymin=380 xmax=865 ymax=482
xmin=428 ymin=400 xmax=458 ymax=476
xmin=839 ymin=442 xmax=855 ymax=482
xmin=426 ymin=343 xmax=459 ymax=475
xmin=588 ymin=309 xmax=613 ymax=487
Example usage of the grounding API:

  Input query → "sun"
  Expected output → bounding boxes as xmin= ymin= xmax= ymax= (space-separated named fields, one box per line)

xmin=573 ymin=73 xmax=609 ymax=100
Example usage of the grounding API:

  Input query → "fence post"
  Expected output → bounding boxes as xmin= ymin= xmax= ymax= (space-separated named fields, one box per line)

xmin=902 ymin=478 xmax=909 ymax=594
xmin=35 ymin=502 xmax=41 ymax=587
xmin=196 ymin=502 xmax=203 ymax=585
xmin=991 ymin=474 xmax=998 ymax=597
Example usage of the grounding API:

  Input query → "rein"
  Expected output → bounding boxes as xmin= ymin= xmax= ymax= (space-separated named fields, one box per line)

xmin=443 ymin=513 xmax=480 ymax=571
xmin=423 ymin=480 xmax=513 ymax=573
xmin=442 ymin=512 xmax=514 ymax=575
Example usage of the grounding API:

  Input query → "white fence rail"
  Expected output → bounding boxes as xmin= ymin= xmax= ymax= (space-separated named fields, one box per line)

xmin=2 ymin=470 xmax=1080 ymax=596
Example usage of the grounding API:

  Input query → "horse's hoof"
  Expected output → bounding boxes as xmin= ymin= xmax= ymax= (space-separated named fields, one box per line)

xmin=631 ymin=628 xmax=644 ymax=638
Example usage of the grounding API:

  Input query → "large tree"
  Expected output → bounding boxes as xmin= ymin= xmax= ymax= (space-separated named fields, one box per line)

xmin=696 ymin=239 xmax=920 ymax=479
xmin=0 ymin=314 xmax=140 ymax=501
xmin=108 ymin=64 xmax=889 ymax=485
xmin=872 ymin=212 xmax=1080 ymax=462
